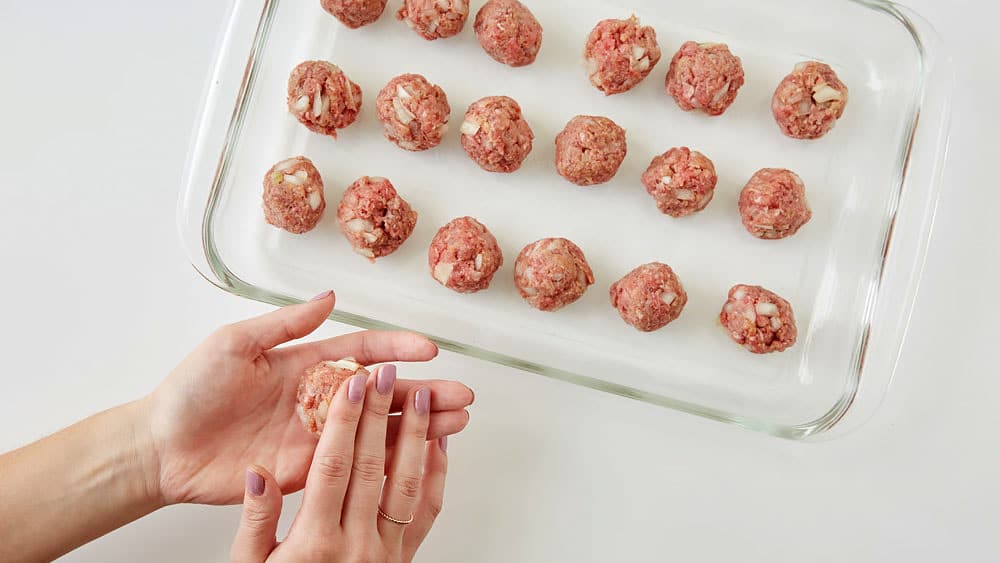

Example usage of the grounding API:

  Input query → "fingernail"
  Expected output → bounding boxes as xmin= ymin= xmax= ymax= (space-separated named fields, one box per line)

xmin=310 ymin=290 xmax=333 ymax=302
xmin=348 ymin=374 xmax=366 ymax=403
xmin=438 ymin=436 xmax=448 ymax=453
xmin=468 ymin=386 xmax=476 ymax=405
xmin=377 ymin=364 xmax=396 ymax=395
xmin=415 ymin=387 xmax=430 ymax=415
xmin=246 ymin=468 xmax=265 ymax=497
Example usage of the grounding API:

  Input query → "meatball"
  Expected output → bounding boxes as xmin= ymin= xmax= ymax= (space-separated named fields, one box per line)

xmin=584 ymin=16 xmax=661 ymax=95
xmin=337 ymin=176 xmax=418 ymax=261
xmin=665 ymin=41 xmax=745 ymax=116
xmin=739 ymin=168 xmax=812 ymax=240
xmin=262 ymin=156 xmax=326 ymax=234
xmin=719 ymin=285 xmax=797 ymax=354
xmin=397 ymin=0 xmax=469 ymax=40
xmin=609 ymin=263 xmax=687 ymax=332
xmin=474 ymin=0 xmax=543 ymax=67
xmin=428 ymin=217 xmax=504 ymax=293
xmin=514 ymin=238 xmax=595 ymax=312
xmin=641 ymin=147 xmax=717 ymax=217
xmin=772 ymin=61 xmax=849 ymax=140
xmin=554 ymin=115 xmax=627 ymax=186
xmin=287 ymin=61 xmax=362 ymax=138
xmin=297 ymin=358 xmax=369 ymax=436
xmin=460 ymin=96 xmax=534 ymax=173
xmin=320 ymin=0 xmax=387 ymax=28
xmin=376 ymin=74 xmax=451 ymax=152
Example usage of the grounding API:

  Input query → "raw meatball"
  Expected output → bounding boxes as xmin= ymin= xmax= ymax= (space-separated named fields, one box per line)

xmin=554 ymin=115 xmax=627 ymax=186
xmin=287 ymin=61 xmax=362 ymax=138
xmin=719 ymin=285 xmax=797 ymax=354
xmin=610 ymin=262 xmax=687 ymax=332
xmin=428 ymin=217 xmax=504 ymax=293
xmin=641 ymin=147 xmax=717 ymax=217
xmin=376 ymin=74 xmax=451 ymax=151
xmin=296 ymin=358 xmax=369 ymax=436
xmin=460 ymin=96 xmax=534 ymax=173
xmin=262 ymin=156 xmax=326 ymax=234
xmin=514 ymin=238 xmax=595 ymax=312
xmin=474 ymin=0 xmax=543 ymax=67
xmin=320 ymin=0 xmax=387 ymax=28
xmin=772 ymin=61 xmax=849 ymax=140
xmin=665 ymin=41 xmax=745 ymax=116
xmin=337 ymin=176 xmax=418 ymax=261
xmin=739 ymin=168 xmax=812 ymax=239
xmin=397 ymin=0 xmax=469 ymax=40
xmin=584 ymin=16 xmax=661 ymax=95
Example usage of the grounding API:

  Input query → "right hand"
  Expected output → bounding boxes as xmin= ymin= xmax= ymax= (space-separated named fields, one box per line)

xmin=231 ymin=363 xmax=450 ymax=562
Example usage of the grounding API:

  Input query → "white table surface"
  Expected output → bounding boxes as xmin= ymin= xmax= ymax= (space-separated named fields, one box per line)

xmin=1 ymin=1 xmax=997 ymax=561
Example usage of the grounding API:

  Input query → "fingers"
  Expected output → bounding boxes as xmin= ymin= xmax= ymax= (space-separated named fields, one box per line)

xmin=391 ymin=379 xmax=474 ymax=413
xmin=297 ymin=372 xmax=367 ymax=528
xmin=385 ymin=409 xmax=470 ymax=449
xmin=230 ymin=466 xmax=282 ymax=563
xmin=221 ymin=292 xmax=336 ymax=357
xmin=341 ymin=364 xmax=396 ymax=530
xmin=378 ymin=387 xmax=431 ymax=541
xmin=271 ymin=330 xmax=438 ymax=369
xmin=403 ymin=438 xmax=449 ymax=559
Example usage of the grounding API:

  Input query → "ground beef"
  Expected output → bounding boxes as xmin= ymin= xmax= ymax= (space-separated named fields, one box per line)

xmin=739 ymin=168 xmax=812 ymax=239
xmin=514 ymin=238 xmax=595 ymax=312
xmin=641 ymin=147 xmax=717 ymax=217
xmin=320 ymin=0 xmax=387 ymax=28
xmin=609 ymin=262 xmax=687 ymax=332
xmin=262 ymin=156 xmax=326 ymax=234
xmin=554 ymin=115 xmax=627 ymax=186
xmin=719 ymin=285 xmax=797 ymax=354
xmin=337 ymin=176 xmax=418 ymax=261
xmin=376 ymin=73 xmax=451 ymax=152
xmin=287 ymin=61 xmax=362 ymax=138
xmin=460 ymin=96 xmax=534 ymax=173
xmin=772 ymin=61 xmax=849 ymax=140
xmin=428 ymin=217 xmax=504 ymax=293
xmin=397 ymin=0 xmax=469 ymax=40
xmin=584 ymin=16 xmax=661 ymax=95
xmin=665 ymin=41 xmax=745 ymax=116
xmin=296 ymin=358 xmax=369 ymax=436
xmin=474 ymin=0 xmax=543 ymax=67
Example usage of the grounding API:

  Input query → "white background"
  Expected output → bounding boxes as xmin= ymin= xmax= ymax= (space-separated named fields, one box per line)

xmin=0 ymin=1 xmax=997 ymax=561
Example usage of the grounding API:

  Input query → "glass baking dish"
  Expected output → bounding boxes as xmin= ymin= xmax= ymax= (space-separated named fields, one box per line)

xmin=178 ymin=0 xmax=951 ymax=439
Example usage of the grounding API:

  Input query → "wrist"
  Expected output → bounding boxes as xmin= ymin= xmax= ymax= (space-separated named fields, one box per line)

xmin=121 ymin=397 xmax=167 ymax=511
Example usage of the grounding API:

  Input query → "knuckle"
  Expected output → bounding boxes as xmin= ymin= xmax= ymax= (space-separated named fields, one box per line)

xmin=394 ymin=475 xmax=423 ymax=500
xmin=406 ymin=423 xmax=428 ymax=442
xmin=426 ymin=498 xmax=444 ymax=519
xmin=332 ymin=407 xmax=362 ymax=427
xmin=352 ymin=453 xmax=386 ymax=484
xmin=365 ymin=399 xmax=392 ymax=418
xmin=314 ymin=452 xmax=352 ymax=480
xmin=242 ymin=505 xmax=272 ymax=527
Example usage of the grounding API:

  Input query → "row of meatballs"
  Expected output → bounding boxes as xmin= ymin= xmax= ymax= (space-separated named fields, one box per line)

xmin=263 ymin=157 xmax=798 ymax=354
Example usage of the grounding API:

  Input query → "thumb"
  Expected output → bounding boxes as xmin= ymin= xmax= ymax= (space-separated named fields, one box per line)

xmin=231 ymin=465 xmax=283 ymax=563
xmin=224 ymin=291 xmax=336 ymax=357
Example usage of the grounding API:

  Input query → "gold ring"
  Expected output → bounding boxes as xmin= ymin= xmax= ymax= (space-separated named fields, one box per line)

xmin=377 ymin=506 xmax=414 ymax=525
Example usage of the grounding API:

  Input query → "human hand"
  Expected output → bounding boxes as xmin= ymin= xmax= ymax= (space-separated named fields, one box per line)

xmin=145 ymin=291 xmax=473 ymax=506
xmin=230 ymin=364 xmax=447 ymax=562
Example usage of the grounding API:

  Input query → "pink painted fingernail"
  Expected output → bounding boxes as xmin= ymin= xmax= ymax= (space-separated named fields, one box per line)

xmin=310 ymin=290 xmax=333 ymax=302
xmin=377 ymin=364 xmax=396 ymax=395
xmin=439 ymin=436 xmax=448 ymax=453
xmin=415 ymin=387 xmax=430 ymax=415
xmin=348 ymin=374 xmax=366 ymax=403
xmin=246 ymin=468 xmax=265 ymax=496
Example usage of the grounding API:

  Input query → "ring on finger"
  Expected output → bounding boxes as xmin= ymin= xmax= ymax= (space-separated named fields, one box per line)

xmin=377 ymin=506 xmax=414 ymax=525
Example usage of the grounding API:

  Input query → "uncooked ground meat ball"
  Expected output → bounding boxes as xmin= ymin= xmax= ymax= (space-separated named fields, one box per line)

xmin=474 ymin=0 xmax=543 ymax=67
xmin=428 ymin=217 xmax=504 ymax=293
xmin=719 ymin=285 xmax=797 ymax=354
xmin=584 ymin=16 xmax=661 ymax=95
xmin=460 ymin=96 xmax=534 ymax=173
xmin=665 ymin=41 xmax=745 ymax=116
xmin=376 ymin=74 xmax=451 ymax=151
xmin=610 ymin=262 xmax=687 ymax=332
xmin=320 ymin=0 xmax=387 ymax=28
xmin=641 ymin=147 xmax=717 ymax=217
xmin=287 ymin=61 xmax=362 ymax=138
xmin=397 ymin=0 xmax=469 ymax=40
xmin=514 ymin=238 xmax=595 ymax=312
xmin=555 ymin=115 xmax=627 ymax=186
xmin=337 ymin=176 xmax=418 ymax=261
xmin=772 ymin=61 xmax=849 ymax=140
xmin=297 ymin=358 xmax=369 ymax=436
xmin=739 ymin=168 xmax=812 ymax=240
xmin=262 ymin=156 xmax=326 ymax=234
